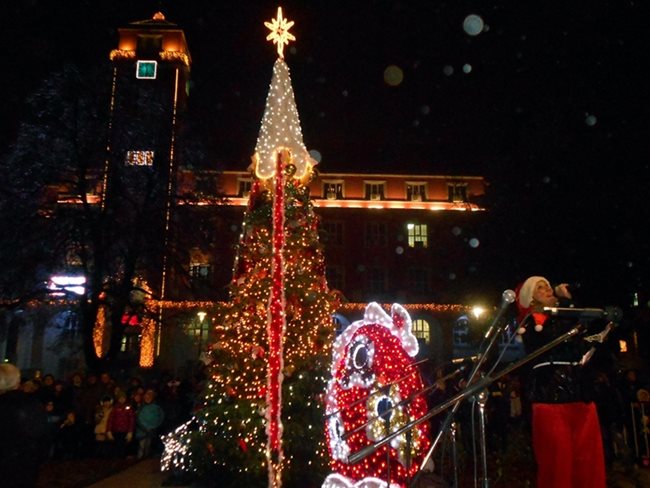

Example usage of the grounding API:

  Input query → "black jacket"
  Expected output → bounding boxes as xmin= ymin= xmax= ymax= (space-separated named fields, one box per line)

xmin=0 ymin=390 xmax=49 ymax=487
xmin=520 ymin=302 xmax=600 ymax=404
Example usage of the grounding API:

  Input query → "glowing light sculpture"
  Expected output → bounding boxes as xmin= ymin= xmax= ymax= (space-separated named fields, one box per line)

xmin=323 ymin=303 xmax=431 ymax=488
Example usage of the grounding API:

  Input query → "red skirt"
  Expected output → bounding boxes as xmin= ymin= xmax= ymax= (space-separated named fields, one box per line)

xmin=532 ymin=401 xmax=606 ymax=488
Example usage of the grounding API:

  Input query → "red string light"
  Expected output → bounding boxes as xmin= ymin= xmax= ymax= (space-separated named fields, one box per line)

xmin=267 ymin=150 xmax=287 ymax=485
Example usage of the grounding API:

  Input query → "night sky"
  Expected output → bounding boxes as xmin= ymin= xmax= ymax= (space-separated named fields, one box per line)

xmin=2 ymin=1 xmax=648 ymax=309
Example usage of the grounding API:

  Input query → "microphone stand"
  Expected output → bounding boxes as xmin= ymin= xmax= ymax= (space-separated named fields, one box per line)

xmin=409 ymin=290 xmax=516 ymax=487
xmin=348 ymin=323 xmax=589 ymax=486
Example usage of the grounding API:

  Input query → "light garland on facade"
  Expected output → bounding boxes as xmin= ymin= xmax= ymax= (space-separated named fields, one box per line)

xmin=159 ymin=50 xmax=190 ymax=66
xmin=139 ymin=316 xmax=156 ymax=368
xmin=109 ymin=49 xmax=189 ymax=66
xmin=93 ymin=305 xmax=107 ymax=358
xmin=109 ymin=49 xmax=136 ymax=60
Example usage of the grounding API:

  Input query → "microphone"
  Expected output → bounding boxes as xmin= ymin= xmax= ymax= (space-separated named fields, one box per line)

xmin=542 ymin=306 xmax=623 ymax=322
xmin=560 ymin=282 xmax=581 ymax=290
xmin=502 ymin=289 xmax=517 ymax=305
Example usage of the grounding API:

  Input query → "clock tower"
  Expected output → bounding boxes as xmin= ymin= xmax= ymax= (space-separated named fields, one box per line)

xmin=100 ymin=12 xmax=192 ymax=359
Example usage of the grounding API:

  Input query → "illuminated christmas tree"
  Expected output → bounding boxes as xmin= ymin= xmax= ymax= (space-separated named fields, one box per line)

xmin=162 ymin=9 xmax=337 ymax=487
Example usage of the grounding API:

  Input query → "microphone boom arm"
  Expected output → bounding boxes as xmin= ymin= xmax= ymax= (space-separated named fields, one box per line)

xmin=348 ymin=322 xmax=587 ymax=466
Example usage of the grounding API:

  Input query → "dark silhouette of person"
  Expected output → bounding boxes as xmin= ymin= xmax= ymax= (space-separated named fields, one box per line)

xmin=0 ymin=363 xmax=49 ymax=487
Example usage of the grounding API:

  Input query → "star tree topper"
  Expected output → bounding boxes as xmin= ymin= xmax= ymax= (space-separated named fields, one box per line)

xmin=254 ymin=6 xmax=316 ymax=181
xmin=265 ymin=7 xmax=295 ymax=59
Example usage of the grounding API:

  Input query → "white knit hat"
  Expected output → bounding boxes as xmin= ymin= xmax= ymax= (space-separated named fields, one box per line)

xmin=516 ymin=276 xmax=550 ymax=310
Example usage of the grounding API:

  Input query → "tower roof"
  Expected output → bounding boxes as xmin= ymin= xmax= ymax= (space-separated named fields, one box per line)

xmin=128 ymin=11 xmax=179 ymax=29
xmin=112 ymin=12 xmax=191 ymax=66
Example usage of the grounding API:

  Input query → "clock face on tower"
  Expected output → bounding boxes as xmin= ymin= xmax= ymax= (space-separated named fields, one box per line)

xmin=136 ymin=60 xmax=157 ymax=79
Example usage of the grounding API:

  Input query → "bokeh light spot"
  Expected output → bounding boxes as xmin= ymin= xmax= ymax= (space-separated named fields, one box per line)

xmin=384 ymin=65 xmax=404 ymax=86
xmin=463 ymin=14 xmax=485 ymax=36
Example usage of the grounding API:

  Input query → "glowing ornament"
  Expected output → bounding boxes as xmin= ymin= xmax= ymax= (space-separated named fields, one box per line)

xmin=323 ymin=303 xmax=430 ymax=487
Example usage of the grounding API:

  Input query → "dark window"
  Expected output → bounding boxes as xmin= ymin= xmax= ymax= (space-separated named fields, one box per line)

xmin=326 ymin=265 xmax=345 ymax=291
xmin=196 ymin=175 xmax=217 ymax=196
xmin=448 ymin=184 xmax=468 ymax=203
xmin=238 ymin=179 xmax=252 ymax=197
xmin=136 ymin=34 xmax=163 ymax=55
xmin=367 ymin=267 xmax=386 ymax=294
xmin=408 ymin=267 xmax=429 ymax=293
xmin=365 ymin=222 xmax=387 ymax=247
xmin=406 ymin=183 xmax=426 ymax=201
xmin=364 ymin=182 xmax=385 ymax=200
xmin=322 ymin=221 xmax=344 ymax=246
xmin=323 ymin=182 xmax=344 ymax=199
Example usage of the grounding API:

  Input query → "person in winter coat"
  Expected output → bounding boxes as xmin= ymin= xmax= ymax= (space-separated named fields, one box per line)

xmin=94 ymin=395 xmax=114 ymax=457
xmin=515 ymin=276 xmax=606 ymax=488
xmin=106 ymin=392 xmax=136 ymax=458
xmin=0 ymin=363 xmax=49 ymax=487
xmin=136 ymin=388 xmax=164 ymax=459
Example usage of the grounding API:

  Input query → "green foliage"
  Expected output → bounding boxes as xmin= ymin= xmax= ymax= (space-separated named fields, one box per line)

xmin=163 ymin=175 xmax=336 ymax=485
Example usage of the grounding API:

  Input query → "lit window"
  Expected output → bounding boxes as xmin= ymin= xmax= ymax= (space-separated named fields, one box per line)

xmin=323 ymin=181 xmax=344 ymax=199
xmin=322 ymin=221 xmax=344 ymax=246
xmin=406 ymin=183 xmax=426 ymax=201
xmin=448 ymin=183 xmax=468 ymax=202
xmin=364 ymin=181 xmax=386 ymax=200
xmin=186 ymin=314 xmax=210 ymax=352
xmin=125 ymin=150 xmax=154 ymax=166
xmin=136 ymin=60 xmax=157 ymax=79
xmin=333 ymin=315 xmax=346 ymax=336
xmin=365 ymin=222 xmax=387 ymax=247
xmin=453 ymin=317 xmax=470 ymax=345
xmin=238 ymin=179 xmax=252 ymax=198
xmin=190 ymin=263 xmax=212 ymax=282
xmin=48 ymin=275 xmax=86 ymax=296
xmin=407 ymin=223 xmax=428 ymax=248
xmin=412 ymin=319 xmax=430 ymax=343
xmin=120 ymin=335 xmax=140 ymax=353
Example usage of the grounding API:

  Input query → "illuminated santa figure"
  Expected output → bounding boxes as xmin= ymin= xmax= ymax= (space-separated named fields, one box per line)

xmin=323 ymin=303 xmax=431 ymax=488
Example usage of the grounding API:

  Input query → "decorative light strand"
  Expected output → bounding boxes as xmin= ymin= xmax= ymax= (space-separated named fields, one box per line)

xmin=266 ymin=150 xmax=287 ymax=486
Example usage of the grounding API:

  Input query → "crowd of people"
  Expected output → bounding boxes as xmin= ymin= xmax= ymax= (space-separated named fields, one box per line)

xmin=0 ymin=363 xmax=206 ymax=486
xmin=1 ymin=274 xmax=648 ymax=488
